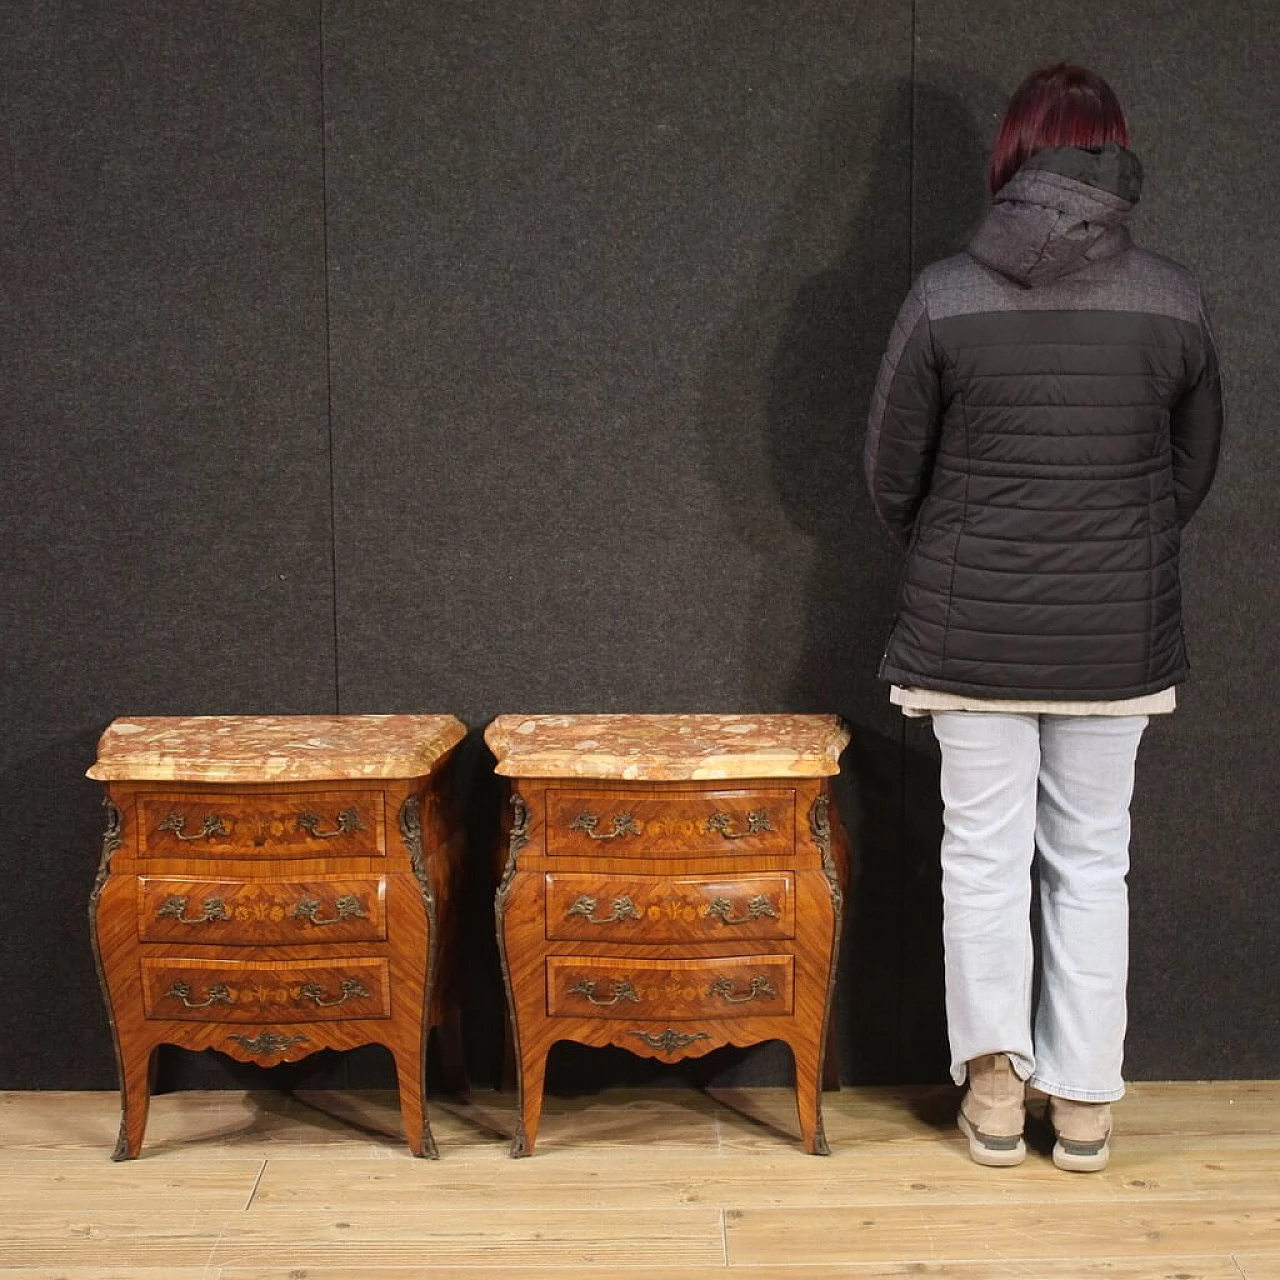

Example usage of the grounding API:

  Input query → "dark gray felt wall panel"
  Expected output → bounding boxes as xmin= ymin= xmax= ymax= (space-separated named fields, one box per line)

xmin=323 ymin=0 xmax=916 ymax=1087
xmin=324 ymin=0 xmax=910 ymax=726
xmin=2 ymin=1 xmax=1276 ymax=1092
xmin=0 ymin=2 xmax=337 ymax=1087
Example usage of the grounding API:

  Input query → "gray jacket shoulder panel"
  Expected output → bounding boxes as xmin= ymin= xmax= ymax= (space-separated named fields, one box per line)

xmin=920 ymin=245 xmax=1203 ymax=324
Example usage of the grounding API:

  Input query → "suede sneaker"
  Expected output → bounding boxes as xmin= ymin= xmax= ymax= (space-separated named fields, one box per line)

xmin=1048 ymin=1097 xmax=1111 ymax=1172
xmin=957 ymin=1053 xmax=1026 ymax=1167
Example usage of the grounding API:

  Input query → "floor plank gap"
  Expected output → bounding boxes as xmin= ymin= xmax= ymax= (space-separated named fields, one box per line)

xmin=243 ymin=1157 xmax=268 ymax=1212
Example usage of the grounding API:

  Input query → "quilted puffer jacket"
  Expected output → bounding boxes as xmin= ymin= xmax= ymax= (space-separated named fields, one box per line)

xmin=864 ymin=144 xmax=1224 ymax=699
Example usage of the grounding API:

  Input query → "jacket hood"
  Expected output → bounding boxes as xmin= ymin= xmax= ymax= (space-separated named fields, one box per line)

xmin=968 ymin=144 xmax=1143 ymax=287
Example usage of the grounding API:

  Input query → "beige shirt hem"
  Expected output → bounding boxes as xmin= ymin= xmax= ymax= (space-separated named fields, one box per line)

xmin=890 ymin=685 xmax=1177 ymax=718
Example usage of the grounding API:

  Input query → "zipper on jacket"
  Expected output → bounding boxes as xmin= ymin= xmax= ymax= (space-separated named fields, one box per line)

xmin=877 ymin=622 xmax=899 ymax=680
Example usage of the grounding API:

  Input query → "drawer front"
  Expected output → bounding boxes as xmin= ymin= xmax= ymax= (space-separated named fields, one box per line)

xmin=545 ymin=873 xmax=794 ymax=942
xmin=141 ymin=956 xmax=390 ymax=1023
xmin=137 ymin=790 xmax=385 ymax=859
xmin=137 ymin=876 xmax=388 ymax=944
xmin=546 ymin=954 xmax=793 ymax=1021
xmin=545 ymin=789 xmax=795 ymax=859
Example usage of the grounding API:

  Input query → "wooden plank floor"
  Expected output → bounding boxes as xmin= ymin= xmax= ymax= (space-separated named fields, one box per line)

xmin=2 ymin=1081 xmax=1278 ymax=1277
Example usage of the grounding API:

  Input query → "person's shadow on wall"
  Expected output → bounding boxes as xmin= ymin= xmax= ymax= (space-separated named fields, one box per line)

xmin=699 ymin=73 xmax=994 ymax=1085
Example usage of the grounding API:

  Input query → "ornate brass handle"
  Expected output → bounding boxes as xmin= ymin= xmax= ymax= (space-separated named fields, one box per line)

xmin=568 ymin=979 xmax=640 ymax=1007
xmin=703 ymin=894 xmax=780 ymax=926
xmin=566 ymin=894 xmax=641 ymax=925
xmin=706 ymin=809 xmax=772 ymax=839
xmin=297 ymin=978 xmax=370 ymax=1008
xmin=708 ymin=975 xmax=776 ymax=1004
xmin=570 ymin=812 xmax=640 ymax=841
xmin=165 ymin=981 xmax=232 ymax=1009
xmin=156 ymin=895 xmax=230 ymax=925
xmin=228 ymin=1031 xmax=308 ymax=1056
xmin=291 ymin=895 xmax=368 ymax=926
xmin=630 ymin=1029 xmax=710 ymax=1052
xmin=159 ymin=813 xmax=228 ymax=842
xmin=295 ymin=808 xmax=365 ymax=839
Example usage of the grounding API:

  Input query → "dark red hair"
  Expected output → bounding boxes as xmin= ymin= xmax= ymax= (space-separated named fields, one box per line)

xmin=989 ymin=64 xmax=1130 ymax=195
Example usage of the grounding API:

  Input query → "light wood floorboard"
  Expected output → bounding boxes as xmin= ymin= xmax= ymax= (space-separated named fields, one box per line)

xmin=724 ymin=1200 xmax=1280 ymax=1265
xmin=0 ymin=1264 xmax=1259 ymax=1280
xmin=0 ymin=1265 xmax=1262 ymax=1278
xmin=1 ymin=1082 xmax=1277 ymax=1275
xmin=1237 ymin=1256 xmax=1280 ymax=1280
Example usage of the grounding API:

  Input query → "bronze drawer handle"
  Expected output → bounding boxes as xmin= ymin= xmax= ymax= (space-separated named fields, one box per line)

xmin=704 ymin=894 xmax=780 ymax=926
xmin=165 ymin=981 xmax=232 ymax=1009
xmin=630 ymin=1029 xmax=710 ymax=1052
xmin=295 ymin=808 xmax=365 ymax=839
xmin=570 ymin=812 xmax=640 ymax=841
xmin=228 ymin=1031 xmax=309 ymax=1056
xmin=708 ymin=975 xmax=776 ymax=1004
xmin=568 ymin=979 xmax=640 ymax=1007
xmin=297 ymin=978 xmax=370 ymax=1008
xmin=291 ymin=895 xmax=368 ymax=926
xmin=706 ymin=809 xmax=772 ymax=839
xmin=566 ymin=894 xmax=641 ymax=925
xmin=158 ymin=813 xmax=229 ymax=842
xmin=156 ymin=895 xmax=231 ymax=925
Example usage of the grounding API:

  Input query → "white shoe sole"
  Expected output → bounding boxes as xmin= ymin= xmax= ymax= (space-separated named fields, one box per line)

xmin=1052 ymin=1139 xmax=1110 ymax=1172
xmin=957 ymin=1108 xmax=1026 ymax=1167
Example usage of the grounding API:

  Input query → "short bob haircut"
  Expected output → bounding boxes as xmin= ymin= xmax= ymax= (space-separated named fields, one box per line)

xmin=989 ymin=64 xmax=1130 ymax=195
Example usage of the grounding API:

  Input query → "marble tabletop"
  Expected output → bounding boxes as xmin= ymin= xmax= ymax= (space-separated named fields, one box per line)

xmin=87 ymin=715 xmax=467 ymax=783
xmin=484 ymin=713 xmax=850 ymax=780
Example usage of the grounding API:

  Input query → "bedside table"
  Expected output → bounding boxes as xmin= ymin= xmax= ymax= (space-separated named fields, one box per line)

xmin=88 ymin=714 xmax=466 ymax=1159
xmin=486 ymin=713 xmax=851 ymax=1156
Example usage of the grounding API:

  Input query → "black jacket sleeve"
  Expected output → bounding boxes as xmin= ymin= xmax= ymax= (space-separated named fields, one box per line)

xmin=864 ymin=275 xmax=943 ymax=546
xmin=1170 ymin=288 xmax=1225 ymax=526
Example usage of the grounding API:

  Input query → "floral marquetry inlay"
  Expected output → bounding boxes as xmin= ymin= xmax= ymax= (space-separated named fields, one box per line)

xmin=493 ymin=710 xmax=850 ymax=1158
xmin=90 ymin=713 xmax=465 ymax=1160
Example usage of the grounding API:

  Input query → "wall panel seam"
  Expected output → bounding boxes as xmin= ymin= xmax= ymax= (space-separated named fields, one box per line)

xmin=899 ymin=0 xmax=918 ymax=1082
xmin=319 ymin=0 xmax=342 ymax=714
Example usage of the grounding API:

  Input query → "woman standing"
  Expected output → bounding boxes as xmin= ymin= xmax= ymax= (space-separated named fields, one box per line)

xmin=864 ymin=65 xmax=1224 ymax=1171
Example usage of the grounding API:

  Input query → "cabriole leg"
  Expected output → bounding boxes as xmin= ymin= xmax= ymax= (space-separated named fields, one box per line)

xmin=113 ymin=1043 xmax=156 ymax=1160
xmin=792 ymin=1039 xmax=830 ymax=1156
xmin=393 ymin=1041 xmax=437 ymax=1159
xmin=512 ymin=1046 xmax=548 ymax=1158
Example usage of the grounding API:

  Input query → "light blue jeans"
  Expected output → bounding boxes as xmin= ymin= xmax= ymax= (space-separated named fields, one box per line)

xmin=931 ymin=712 xmax=1148 ymax=1102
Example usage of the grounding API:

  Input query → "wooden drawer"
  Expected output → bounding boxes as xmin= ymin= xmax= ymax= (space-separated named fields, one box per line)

xmin=141 ymin=956 xmax=390 ymax=1023
xmin=545 ymin=873 xmax=794 ymax=942
xmin=546 ymin=954 xmax=793 ymax=1020
xmin=136 ymin=790 xmax=385 ymax=859
xmin=136 ymin=876 xmax=388 ymax=944
xmin=544 ymin=789 xmax=795 ymax=859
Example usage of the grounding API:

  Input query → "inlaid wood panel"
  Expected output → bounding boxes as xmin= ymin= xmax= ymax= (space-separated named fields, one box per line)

xmin=136 ymin=875 xmax=388 ymax=944
xmin=546 ymin=953 xmax=794 ymax=1020
xmin=140 ymin=956 xmax=391 ymax=1022
xmin=90 ymin=716 xmax=466 ymax=1159
xmin=496 ymin=755 xmax=848 ymax=1157
xmin=545 ymin=872 xmax=794 ymax=942
xmin=136 ymin=789 xmax=385 ymax=859
xmin=544 ymin=788 xmax=796 ymax=859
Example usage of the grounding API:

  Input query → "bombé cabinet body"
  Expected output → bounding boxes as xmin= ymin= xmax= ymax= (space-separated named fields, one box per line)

xmin=88 ymin=715 xmax=466 ymax=1159
xmin=487 ymin=713 xmax=851 ymax=1156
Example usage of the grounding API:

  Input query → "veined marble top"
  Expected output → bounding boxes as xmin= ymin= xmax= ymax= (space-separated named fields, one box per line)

xmin=88 ymin=715 xmax=467 ymax=783
xmin=485 ymin=714 xmax=850 ymax=780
